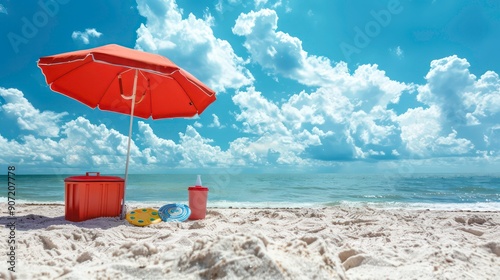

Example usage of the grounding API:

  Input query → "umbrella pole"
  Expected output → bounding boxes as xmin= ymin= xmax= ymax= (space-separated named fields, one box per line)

xmin=121 ymin=69 xmax=139 ymax=219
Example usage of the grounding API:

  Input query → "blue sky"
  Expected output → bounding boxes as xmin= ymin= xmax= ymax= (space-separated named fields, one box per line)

xmin=1 ymin=0 xmax=499 ymax=174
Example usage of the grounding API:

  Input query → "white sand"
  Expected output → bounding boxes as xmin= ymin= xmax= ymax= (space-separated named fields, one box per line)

xmin=1 ymin=203 xmax=499 ymax=279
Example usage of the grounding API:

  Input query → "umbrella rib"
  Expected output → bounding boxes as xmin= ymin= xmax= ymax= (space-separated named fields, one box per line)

xmin=174 ymin=70 xmax=215 ymax=98
xmin=39 ymin=53 xmax=181 ymax=77
xmin=97 ymin=73 xmax=124 ymax=108
xmin=182 ymin=88 xmax=198 ymax=113
xmin=145 ymin=75 xmax=152 ymax=117
xmin=98 ymin=69 xmax=148 ymax=110
xmin=92 ymin=56 xmax=179 ymax=76
xmin=171 ymin=73 xmax=211 ymax=114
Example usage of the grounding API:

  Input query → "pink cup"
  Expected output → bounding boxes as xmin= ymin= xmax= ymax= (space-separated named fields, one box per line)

xmin=188 ymin=185 xmax=209 ymax=220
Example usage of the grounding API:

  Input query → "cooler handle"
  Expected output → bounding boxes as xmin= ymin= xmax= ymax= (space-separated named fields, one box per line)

xmin=86 ymin=172 xmax=100 ymax=177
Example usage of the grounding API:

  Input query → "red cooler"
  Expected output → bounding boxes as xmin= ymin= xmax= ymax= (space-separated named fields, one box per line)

xmin=64 ymin=172 xmax=124 ymax=222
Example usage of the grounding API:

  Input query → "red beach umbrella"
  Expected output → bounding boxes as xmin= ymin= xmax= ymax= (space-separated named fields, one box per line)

xmin=37 ymin=44 xmax=216 ymax=217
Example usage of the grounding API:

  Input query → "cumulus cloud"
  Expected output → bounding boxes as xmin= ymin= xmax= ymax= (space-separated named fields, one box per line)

xmin=229 ymin=9 xmax=412 ymax=162
xmin=423 ymin=56 xmax=500 ymax=122
xmin=0 ymin=87 xmax=68 ymax=137
xmin=0 ymin=134 xmax=61 ymax=166
xmin=135 ymin=0 xmax=254 ymax=92
xmin=232 ymin=8 xmax=412 ymax=106
xmin=2 ymin=53 xmax=500 ymax=172
xmin=0 ymin=86 xmax=232 ymax=171
xmin=230 ymin=11 xmax=499 ymax=162
xmin=0 ymin=116 xmax=138 ymax=172
xmin=396 ymin=55 xmax=500 ymax=157
xmin=417 ymin=55 xmax=476 ymax=125
xmin=229 ymin=9 xmax=499 ymax=163
xmin=60 ymin=117 xmax=141 ymax=168
xmin=232 ymin=84 xmax=404 ymax=163
xmin=464 ymin=71 xmax=500 ymax=124
xmin=2 ymin=3 xmax=500 ymax=172
xmin=208 ymin=114 xmax=225 ymax=128
xmin=396 ymin=105 xmax=474 ymax=157
xmin=233 ymin=9 xmax=350 ymax=87
xmin=231 ymin=87 xmax=318 ymax=165
xmin=138 ymin=121 xmax=230 ymax=168
xmin=71 ymin=28 xmax=102 ymax=44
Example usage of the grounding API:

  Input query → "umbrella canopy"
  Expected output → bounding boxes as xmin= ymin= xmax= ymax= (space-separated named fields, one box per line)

xmin=38 ymin=44 xmax=216 ymax=218
xmin=38 ymin=44 xmax=215 ymax=119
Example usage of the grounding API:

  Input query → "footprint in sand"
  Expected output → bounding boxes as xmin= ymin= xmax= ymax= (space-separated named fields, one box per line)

xmin=76 ymin=251 xmax=93 ymax=263
xmin=467 ymin=216 xmax=487 ymax=225
xmin=189 ymin=221 xmax=206 ymax=229
xmin=458 ymin=227 xmax=484 ymax=236
xmin=40 ymin=235 xmax=58 ymax=250
xmin=338 ymin=249 xmax=365 ymax=271
xmin=485 ymin=242 xmax=500 ymax=257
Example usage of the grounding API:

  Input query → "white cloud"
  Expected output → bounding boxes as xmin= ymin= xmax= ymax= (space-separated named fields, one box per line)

xmin=232 ymin=9 xmax=350 ymax=87
xmin=215 ymin=0 xmax=223 ymax=13
xmin=228 ymin=52 xmax=499 ymax=162
xmin=254 ymin=0 xmax=273 ymax=7
xmin=231 ymin=87 xmax=316 ymax=165
xmin=208 ymin=114 xmax=224 ymax=128
xmin=231 ymin=84 xmax=406 ymax=163
xmin=0 ymin=86 xmax=235 ymax=171
xmin=60 ymin=117 xmax=141 ymax=167
xmin=0 ymin=87 xmax=68 ymax=137
xmin=135 ymin=0 xmax=254 ymax=93
xmin=0 ymin=115 xmax=139 ymax=172
xmin=0 ymin=134 xmax=60 ymax=165
xmin=417 ymin=55 xmax=500 ymax=127
xmin=232 ymin=8 xmax=412 ymax=107
xmin=2 ymin=2 xmax=500 ymax=172
xmin=229 ymin=9 xmax=414 ymax=161
xmin=138 ymin=121 xmax=231 ymax=168
xmin=2 ymin=52 xmax=500 ymax=173
xmin=397 ymin=106 xmax=441 ymax=150
xmin=255 ymin=0 xmax=268 ymax=6
xmin=232 ymin=87 xmax=288 ymax=135
xmin=464 ymin=71 xmax=500 ymax=122
xmin=417 ymin=55 xmax=476 ymax=125
xmin=71 ymin=28 xmax=102 ymax=44
xmin=397 ymin=55 xmax=500 ymax=157
xmin=137 ymin=121 xmax=181 ymax=166
xmin=231 ymin=9 xmax=498 ymax=162
xmin=178 ymin=125 xmax=229 ymax=167
xmin=391 ymin=46 xmax=404 ymax=58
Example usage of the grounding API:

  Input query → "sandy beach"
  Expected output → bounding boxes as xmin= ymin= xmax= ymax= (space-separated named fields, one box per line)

xmin=1 ymin=203 xmax=499 ymax=279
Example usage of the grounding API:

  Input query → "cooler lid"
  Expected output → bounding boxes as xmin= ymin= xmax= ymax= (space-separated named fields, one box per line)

xmin=64 ymin=172 xmax=124 ymax=182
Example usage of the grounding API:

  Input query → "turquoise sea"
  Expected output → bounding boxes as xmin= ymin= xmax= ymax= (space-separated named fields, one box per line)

xmin=2 ymin=173 xmax=500 ymax=210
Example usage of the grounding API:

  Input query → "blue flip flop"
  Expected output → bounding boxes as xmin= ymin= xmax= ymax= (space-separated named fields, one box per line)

xmin=159 ymin=203 xmax=191 ymax=222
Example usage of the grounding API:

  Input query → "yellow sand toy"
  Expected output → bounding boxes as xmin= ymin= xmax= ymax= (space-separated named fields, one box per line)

xmin=125 ymin=208 xmax=162 ymax=226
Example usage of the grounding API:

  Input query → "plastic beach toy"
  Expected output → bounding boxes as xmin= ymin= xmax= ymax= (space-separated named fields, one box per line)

xmin=125 ymin=208 xmax=162 ymax=226
xmin=158 ymin=203 xmax=191 ymax=222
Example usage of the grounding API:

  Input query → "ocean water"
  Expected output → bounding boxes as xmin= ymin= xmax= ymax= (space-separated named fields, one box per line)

xmin=2 ymin=173 xmax=500 ymax=210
